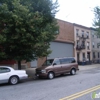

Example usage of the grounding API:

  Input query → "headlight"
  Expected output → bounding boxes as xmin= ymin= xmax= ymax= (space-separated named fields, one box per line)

xmin=41 ymin=70 xmax=46 ymax=73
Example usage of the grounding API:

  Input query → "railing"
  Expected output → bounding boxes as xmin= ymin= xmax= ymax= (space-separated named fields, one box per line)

xmin=76 ymin=45 xmax=85 ymax=50
xmin=82 ymin=45 xmax=85 ymax=49
xmin=77 ymin=34 xmax=89 ymax=39
xmin=81 ymin=35 xmax=88 ymax=39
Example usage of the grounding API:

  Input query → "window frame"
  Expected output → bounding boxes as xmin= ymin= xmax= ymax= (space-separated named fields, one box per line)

xmin=76 ymin=29 xmax=79 ymax=36
xmin=53 ymin=59 xmax=61 ymax=65
xmin=0 ymin=67 xmax=11 ymax=74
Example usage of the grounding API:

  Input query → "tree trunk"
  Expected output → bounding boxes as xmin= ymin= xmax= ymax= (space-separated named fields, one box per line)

xmin=18 ymin=60 xmax=21 ymax=70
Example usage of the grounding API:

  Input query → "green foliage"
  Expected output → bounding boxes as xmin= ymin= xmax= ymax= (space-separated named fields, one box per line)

xmin=93 ymin=6 xmax=100 ymax=36
xmin=0 ymin=0 xmax=59 ymax=68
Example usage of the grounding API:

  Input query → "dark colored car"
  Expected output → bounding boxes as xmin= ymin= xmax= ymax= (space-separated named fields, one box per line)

xmin=36 ymin=57 xmax=79 ymax=79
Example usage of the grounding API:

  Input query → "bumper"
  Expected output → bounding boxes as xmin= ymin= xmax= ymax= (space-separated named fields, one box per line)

xmin=36 ymin=73 xmax=48 ymax=78
xmin=19 ymin=75 xmax=28 ymax=80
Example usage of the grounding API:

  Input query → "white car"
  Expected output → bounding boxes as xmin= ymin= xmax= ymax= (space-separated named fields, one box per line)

xmin=0 ymin=66 xmax=28 ymax=85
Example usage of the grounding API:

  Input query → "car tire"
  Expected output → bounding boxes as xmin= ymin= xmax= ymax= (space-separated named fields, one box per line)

xmin=9 ymin=76 xmax=19 ymax=85
xmin=70 ymin=69 xmax=76 ymax=75
xmin=48 ymin=72 xmax=54 ymax=79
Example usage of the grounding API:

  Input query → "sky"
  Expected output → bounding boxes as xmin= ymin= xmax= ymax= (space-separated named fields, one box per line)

xmin=55 ymin=0 xmax=100 ymax=27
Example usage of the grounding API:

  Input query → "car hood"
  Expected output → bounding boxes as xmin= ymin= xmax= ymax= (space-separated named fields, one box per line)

xmin=36 ymin=65 xmax=51 ymax=70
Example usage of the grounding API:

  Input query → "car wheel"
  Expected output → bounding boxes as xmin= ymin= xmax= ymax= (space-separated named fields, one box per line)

xmin=70 ymin=69 xmax=76 ymax=75
xmin=9 ymin=76 xmax=19 ymax=85
xmin=48 ymin=72 xmax=54 ymax=79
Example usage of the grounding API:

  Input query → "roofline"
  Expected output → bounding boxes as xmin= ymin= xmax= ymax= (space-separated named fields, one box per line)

xmin=54 ymin=40 xmax=74 ymax=44
xmin=73 ymin=23 xmax=90 ymax=30
xmin=56 ymin=18 xmax=96 ymax=31
xmin=47 ymin=57 xmax=75 ymax=60
xmin=56 ymin=18 xmax=73 ymax=25
xmin=90 ymin=27 xmax=97 ymax=31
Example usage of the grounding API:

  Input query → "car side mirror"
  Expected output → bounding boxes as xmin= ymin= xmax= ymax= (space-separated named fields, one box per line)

xmin=53 ymin=63 xmax=56 ymax=66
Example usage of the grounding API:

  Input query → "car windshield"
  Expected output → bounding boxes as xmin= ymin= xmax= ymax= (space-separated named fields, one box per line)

xmin=42 ymin=59 xmax=54 ymax=66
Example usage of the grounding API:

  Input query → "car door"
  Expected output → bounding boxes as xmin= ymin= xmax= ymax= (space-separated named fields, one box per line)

xmin=52 ymin=58 xmax=62 ymax=75
xmin=60 ymin=58 xmax=72 ymax=73
xmin=0 ymin=67 xmax=11 ymax=84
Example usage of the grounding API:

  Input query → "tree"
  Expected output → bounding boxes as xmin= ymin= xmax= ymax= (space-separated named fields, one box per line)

xmin=0 ymin=0 xmax=59 ymax=69
xmin=93 ymin=6 xmax=100 ymax=36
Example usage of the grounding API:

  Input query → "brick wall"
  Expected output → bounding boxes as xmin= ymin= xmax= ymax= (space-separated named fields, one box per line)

xmin=37 ymin=19 xmax=74 ymax=67
xmin=56 ymin=19 xmax=74 ymax=43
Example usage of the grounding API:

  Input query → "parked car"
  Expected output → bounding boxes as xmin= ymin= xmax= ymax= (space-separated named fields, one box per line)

xmin=36 ymin=57 xmax=79 ymax=79
xmin=0 ymin=66 xmax=28 ymax=85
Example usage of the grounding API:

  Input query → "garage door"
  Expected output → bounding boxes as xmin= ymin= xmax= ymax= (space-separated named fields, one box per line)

xmin=30 ymin=42 xmax=74 ymax=67
xmin=47 ymin=42 xmax=74 ymax=59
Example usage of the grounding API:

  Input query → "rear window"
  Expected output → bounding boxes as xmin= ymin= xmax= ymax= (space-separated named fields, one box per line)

xmin=71 ymin=58 xmax=76 ymax=63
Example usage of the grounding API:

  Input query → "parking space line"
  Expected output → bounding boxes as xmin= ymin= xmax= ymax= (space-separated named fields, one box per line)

xmin=60 ymin=85 xmax=100 ymax=100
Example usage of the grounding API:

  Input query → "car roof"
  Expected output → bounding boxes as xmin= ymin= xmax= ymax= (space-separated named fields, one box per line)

xmin=0 ymin=66 xmax=12 ymax=69
xmin=48 ymin=57 xmax=74 ymax=59
xmin=47 ymin=57 xmax=75 ymax=60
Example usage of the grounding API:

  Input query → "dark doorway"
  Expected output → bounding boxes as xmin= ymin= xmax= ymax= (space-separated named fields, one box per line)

xmin=87 ymin=52 xmax=90 ymax=61
xmin=77 ymin=53 xmax=80 ymax=62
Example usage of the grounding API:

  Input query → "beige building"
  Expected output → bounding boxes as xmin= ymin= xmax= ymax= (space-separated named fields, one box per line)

xmin=74 ymin=24 xmax=92 ymax=65
xmin=90 ymin=28 xmax=100 ymax=63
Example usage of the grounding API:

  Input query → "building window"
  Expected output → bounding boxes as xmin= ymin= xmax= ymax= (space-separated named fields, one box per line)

xmin=92 ymin=32 xmax=94 ymax=38
xmin=97 ymin=35 xmax=99 ymax=38
xmin=77 ymin=53 xmax=80 ymax=62
xmin=83 ymin=53 xmax=85 ymax=61
xmin=87 ymin=32 xmax=89 ymax=38
xmin=77 ymin=40 xmax=79 ymax=45
xmin=93 ymin=52 xmax=95 ymax=58
xmin=82 ymin=30 xmax=84 ymax=37
xmin=76 ymin=29 xmax=79 ymax=36
xmin=97 ymin=44 xmax=99 ymax=48
xmin=87 ymin=42 xmax=89 ymax=49
xmin=82 ymin=41 xmax=85 ymax=48
xmin=98 ymin=52 xmax=99 ymax=58
xmin=93 ymin=42 xmax=94 ymax=48
xmin=99 ymin=52 xmax=100 ymax=58
xmin=82 ymin=41 xmax=85 ymax=45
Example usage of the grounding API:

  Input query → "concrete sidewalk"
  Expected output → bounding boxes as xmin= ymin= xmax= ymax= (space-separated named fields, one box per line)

xmin=79 ymin=64 xmax=100 ymax=71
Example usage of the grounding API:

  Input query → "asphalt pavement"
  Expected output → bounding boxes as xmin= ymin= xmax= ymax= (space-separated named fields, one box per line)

xmin=1 ymin=64 xmax=100 ymax=100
